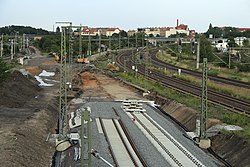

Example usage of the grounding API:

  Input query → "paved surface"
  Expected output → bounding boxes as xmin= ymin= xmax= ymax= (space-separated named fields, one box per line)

xmin=60 ymin=101 xmax=219 ymax=167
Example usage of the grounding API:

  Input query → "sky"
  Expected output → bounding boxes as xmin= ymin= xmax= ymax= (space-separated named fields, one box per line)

xmin=0 ymin=0 xmax=250 ymax=33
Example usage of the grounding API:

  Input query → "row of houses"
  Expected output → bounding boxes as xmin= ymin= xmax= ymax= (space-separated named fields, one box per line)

xmin=75 ymin=19 xmax=195 ymax=38
xmin=76 ymin=27 xmax=121 ymax=37
xmin=129 ymin=19 xmax=195 ymax=38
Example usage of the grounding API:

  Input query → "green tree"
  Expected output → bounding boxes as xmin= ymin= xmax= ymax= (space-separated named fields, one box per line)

xmin=149 ymin=34 xmax=154 ymax=37
xmin=206 ymin=25 xmax=220 ymax=38
xmin=120 ymin=30 xmax=127 ymax=37
xmin=227 ymin=37 xmax=238 ymax=47
xmin=199 ymin=35 xmax=214 ymax=62
xmin=0 ymin=58 xmax=11 ymax=82
xmin=243 ymin=39 xmax=249 ymax=47
xmin=56 ymin=27 xmax=60 ymax=34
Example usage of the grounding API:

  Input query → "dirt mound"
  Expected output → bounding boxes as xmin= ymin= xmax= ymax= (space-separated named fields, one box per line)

xmin=162 ymin=100 xmax=197 ymax=131
xmin=0 ymin=71 xmax=40 ymax=108
xmin=41 ymin=60 xmax=57 ymax=66
xmin=80 ymin=72 xmax=98 ymax=89
xmin=25 ymin=66 xmax=41 ymax=76
xmin=107 ymin=63 xmax=119 ymax=71
xmin=0 ymin=101 xmax=58 ymax=167
xmin=211 ymin=134 xmax=250 ymax=167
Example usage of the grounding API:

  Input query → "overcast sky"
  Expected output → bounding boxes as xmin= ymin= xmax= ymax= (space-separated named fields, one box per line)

xmin=0 ymin=0 xmax=250 ymax=32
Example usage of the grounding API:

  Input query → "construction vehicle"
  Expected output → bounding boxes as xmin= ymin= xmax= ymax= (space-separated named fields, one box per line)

xmin=76 ymin=54 xmax=89 ymax=63
xmin=77 ymin=55 xmax=84 ymax=63
xmin=55 ymin=54 xmax=60 ymax=62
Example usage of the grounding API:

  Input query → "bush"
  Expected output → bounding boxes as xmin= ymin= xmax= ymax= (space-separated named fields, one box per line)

xmin=238 ymin=64 xmax=250 ymax=72
xmin=170 ymin=52 xmax=177 ymax=57
xmin=0 ymin=59 xmax=12 ymax=82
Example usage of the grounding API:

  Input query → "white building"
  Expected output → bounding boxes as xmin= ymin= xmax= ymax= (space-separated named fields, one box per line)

xmin=144 ymin=28 xmax=160 ymax=37
xmin=234 ymin=37 xmax=247 ymax=47
xmin=215 ymin=39 xmax=228 ymax=52
xmin=165 ymin=24 xmax=190 ymax=38
xmin=106 ymin=28 xmax=121 ymax=36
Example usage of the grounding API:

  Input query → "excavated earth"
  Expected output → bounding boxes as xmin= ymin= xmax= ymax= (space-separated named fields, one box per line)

xmin=0 ymin=47 xmax=250 ymax=167
xmin=0 ymin=49 xmax=59 ymax=167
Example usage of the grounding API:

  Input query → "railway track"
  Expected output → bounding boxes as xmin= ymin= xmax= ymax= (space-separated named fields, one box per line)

xmin=100 ymin=117 xmax=147 ymax=167
xmin=151 ymin=49 xmax=250 ymax=89
xmin=154 ymin=106 xmax=232 ymax=167
xmin=115 ymin=50 xmax=250 ymax=114
xmin=126 ymin=111 xmax=206 ymax=167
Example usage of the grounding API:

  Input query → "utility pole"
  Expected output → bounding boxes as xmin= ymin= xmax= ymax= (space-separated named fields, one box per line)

xmin=54 ymin=26 xmax=72 ymax=152
xmin=198 ymin=57 xmax=211 ymax=149
xmin=14 ymin=33 xmax=16 ymax=55
xmin=196 ymin=37 xmax=200 ymax=69
xmin=228 ymin=48 xmax=231 ymax=69
xmin=144 ymin=51 xmax=149 ymax=90
xmin=68 ymin=23 xmax=73 ymax=64
xmin=141 ymin=34 xmax=144 ymax=47
xmin=135 ymin=32 xmax=138 ymax=48
xmin=26 ymin=36 xmax=29 ymax=49
xmin=98 ymin=30 xmax=101 ymax=56
xmin=200 ymin=58 xmax=208 ymax=139
xmin=109 ymin=36 xmax=111 ymax=51
xmin=79 ymin=25 xmax=82 ymax=58
xmin=0 ymin=34 xmax=3 ymax=57
xmin=59 ymin=27 xmax=68 ymax=140
xmin=20 ymin=36 xmax=22 ymax=51
xmin=22 ymin=34 xmax=26 ymax=50
xmin=177 ymin=37 xmax=182 ymax=61
xmin=10 ymin=39 xmax=14 ymax=60
xmin=127 ymin=36 xmax=129 ymax=48
xmin=88 ymin=31 xmax=91 ymax=56
xmin=119 ymin=32 xmax=121 ymax=50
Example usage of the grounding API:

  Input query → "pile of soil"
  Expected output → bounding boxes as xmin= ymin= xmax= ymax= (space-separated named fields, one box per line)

xmin=0 ymin=101 xmax=58 ymax=167
xmin=80 ymin=72 xmax=98 ymax=89
xmin=0 ymin=69 xmax=58 ymax=167
xmin=0 ymin=71 xmax=40 ymax=108
xmin=0 ymin=71 xmax=40 ymax=107
xmin=211 ymin=134 xmax=250 ymax=167
xmin=25 ymin=66 xmax=41 ymax=76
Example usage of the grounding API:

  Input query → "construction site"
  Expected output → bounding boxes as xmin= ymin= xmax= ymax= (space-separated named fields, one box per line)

xmin=0 ymin=22 xmax=250 ymax=167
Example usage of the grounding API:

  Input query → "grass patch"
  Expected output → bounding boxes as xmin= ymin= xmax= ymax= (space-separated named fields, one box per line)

xmin=156 ymin=51 xmax=250 ymax=101
xmin=156 ymin=49 xmax=250 ymax=83
xmin=175 ymin=74 xmax=250 ymax=101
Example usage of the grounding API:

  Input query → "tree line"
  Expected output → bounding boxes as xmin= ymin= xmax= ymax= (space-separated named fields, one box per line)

xmin=205 ymin=23 xmax=250 ymax=38
xmin=0 ymin=25 xmax=50 ymax=35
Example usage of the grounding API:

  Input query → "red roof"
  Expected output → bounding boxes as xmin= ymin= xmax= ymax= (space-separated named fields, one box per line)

xmin=160 ymin=27 xmax=171 ymax=31
xmin=175 ymin=24 xmax=188 ymax=30
xmin=107 ymin=28 xmax=119 ymax=31
xmin=82 ymin=28 xmax=97 ymax=33
xmin=238 ymin=28 xmax=250 ymax=32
